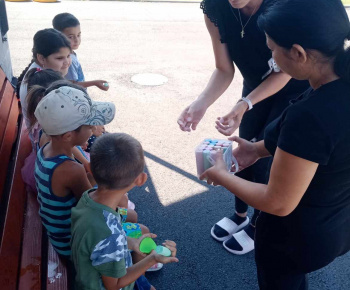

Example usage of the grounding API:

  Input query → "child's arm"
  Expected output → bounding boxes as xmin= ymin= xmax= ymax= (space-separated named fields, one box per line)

xmin=53 ymin=161 xmax=93 ymax=200
xmin=74 ymin=80 xmax=109 ymax=91
xmin=72 ymin=146 xmax=90 ymax=168
xmin=101 ymin=242 xmax=178 ymax=290
xmin=72 ymin=146 xmax=96 ymax=187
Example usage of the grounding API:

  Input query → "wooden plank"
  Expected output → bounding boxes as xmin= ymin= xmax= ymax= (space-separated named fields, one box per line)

xmin=0 ymin=92 xmax=19 ymax=203
xmin=0 ymin=68 xmax=6 ymax=103
xmin=0 ymin=67 xmax=5 ymax=83
xmin=0 ymin=82 xmax=15 ymax=146
xmin=46 ymin=242 xmax=68 ymax=290
xmin=0 ymin=120 xmax=32 ymax=290
xmin=18 ymin=190 xmax=42 ymax=290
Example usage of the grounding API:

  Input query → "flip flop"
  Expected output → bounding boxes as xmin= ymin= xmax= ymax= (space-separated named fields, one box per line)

xmin=223 ymin=229 xmax=255 ymax=255
xmin=146 ymin=263 xmax=163 ymax=272
xmin=128 ymin=200 xmax=136 ymax=210
xmin=211 ymin=216 xmax=249 ymax=242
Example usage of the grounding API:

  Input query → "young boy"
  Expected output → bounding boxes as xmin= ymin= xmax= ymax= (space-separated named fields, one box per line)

xmin=71 ymin=133 xmax=178 ymax=289
xmin=34 ymin=83 xmax=116 ymax=258
xmin=52 ymin=13 xmax=110 ymax=91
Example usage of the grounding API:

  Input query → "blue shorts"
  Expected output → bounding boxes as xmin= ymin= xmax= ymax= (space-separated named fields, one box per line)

xmin=134 ymin=275 xmax=151 ymax=290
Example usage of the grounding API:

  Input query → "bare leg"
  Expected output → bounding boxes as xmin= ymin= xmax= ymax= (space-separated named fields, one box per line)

xmin=118 ymin=193 xmax=129 ymax=209
xmin=125 ymin=209 xmax=138 ymax=223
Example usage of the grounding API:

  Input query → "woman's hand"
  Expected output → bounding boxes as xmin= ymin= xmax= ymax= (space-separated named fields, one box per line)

xmin=177 ymin=100 xmax=208 ymax=132
xmin=229 ymin=136 xmax=260 ymax=171
xmin=215 ymin=101 xmax=248 ymax=136
xmin=200 ymin=150 xmax=229 ymax=186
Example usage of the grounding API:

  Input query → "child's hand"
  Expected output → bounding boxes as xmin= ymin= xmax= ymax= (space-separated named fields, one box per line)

xmin=151 ymin=240 xmax=179 ymax=264
xmin=93 ymin=80 xmax=110 ymax=91
xmin=81 ymin=141 xmax=88 ymax=151
xmin=199 ymin=150 xmax=228 ymax=186
xmin=128 ymin=233 xmax=158 ymax=256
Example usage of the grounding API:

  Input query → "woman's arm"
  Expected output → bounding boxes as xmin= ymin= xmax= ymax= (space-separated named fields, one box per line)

xmin=201 ymin=148 xmax=318 ymax=216
xmin=246 ymin=71 xmax=291 ymax=106
xmin=177 ymin=15 xmax=235 ymax=132
xmin=216 ymin=72 xmax=292 ymax=136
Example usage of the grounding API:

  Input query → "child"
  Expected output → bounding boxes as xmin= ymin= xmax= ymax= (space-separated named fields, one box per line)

xmin=18 ymin=28 xmax=72 ymax=134
xmin=34 ymin=82 xmax=116 ymax=259
xmin=21 ymin=68 xmax=65 ymax=192
xmin=52 ymin=13 xmax=109 ymax=91
xmin=71 ymin=133 xmax=178 ymax=289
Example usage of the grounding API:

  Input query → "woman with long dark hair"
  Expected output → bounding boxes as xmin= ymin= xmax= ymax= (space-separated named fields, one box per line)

xmin=178 ymin=0 xmax=309 ymax=255
xmin=201 ymin=0 xmax=350 ymax=288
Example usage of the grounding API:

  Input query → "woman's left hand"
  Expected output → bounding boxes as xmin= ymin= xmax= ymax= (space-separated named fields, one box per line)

xmin=215 ymin=101 xmax=248 ymax=136
xmin=200 ymin=150 xmax=228 ymax=186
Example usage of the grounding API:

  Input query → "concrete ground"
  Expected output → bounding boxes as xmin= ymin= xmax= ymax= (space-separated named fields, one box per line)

xmin=5 ymin=1 xmax=350 ymax=289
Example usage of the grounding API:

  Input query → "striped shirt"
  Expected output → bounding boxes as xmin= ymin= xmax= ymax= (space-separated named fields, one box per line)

xmin=35 ymin=144 xmax=77 ymax=257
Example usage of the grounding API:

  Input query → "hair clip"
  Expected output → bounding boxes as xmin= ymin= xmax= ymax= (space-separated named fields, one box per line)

xmin=35 ymin=67 xmax=42 ymax=74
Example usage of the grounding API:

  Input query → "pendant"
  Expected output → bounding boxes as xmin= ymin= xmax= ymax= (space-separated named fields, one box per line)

xmin=241 ymin=29 xmax=245 ymax=38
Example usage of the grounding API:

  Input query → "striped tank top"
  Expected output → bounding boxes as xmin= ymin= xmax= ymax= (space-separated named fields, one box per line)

xmin=35 ymin=144 xmax=77 ymax=257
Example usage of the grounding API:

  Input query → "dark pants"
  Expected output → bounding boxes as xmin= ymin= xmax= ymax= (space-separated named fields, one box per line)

xmin=255 ymin=214 xmax=309 ymax=290
xmin=234 ymin=85 xmax=298 ymax=224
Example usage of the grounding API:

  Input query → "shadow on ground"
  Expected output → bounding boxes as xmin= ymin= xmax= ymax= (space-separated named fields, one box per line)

xmin=128 ymin=151 xmax=350 ymax=290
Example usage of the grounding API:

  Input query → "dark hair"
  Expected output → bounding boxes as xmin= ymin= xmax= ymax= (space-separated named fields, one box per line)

xmin=53 ymin=13 xmax=80 ymax=32
xmin=25 ymin=69 xmax=64 ymax=131
xmin=17 ymin=29 xmax=71 ymax=95
xmin=27 ymin=80 xmax=86 ymax=132
xmin=90 ymin=133 xmax=145 ymax=190
xmin=258 ymin=0 xmax=350 ymax=82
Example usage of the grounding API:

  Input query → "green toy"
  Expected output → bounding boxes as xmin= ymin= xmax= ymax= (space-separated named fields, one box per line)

xmin=139 ymin=237 xmax=171 ymax=257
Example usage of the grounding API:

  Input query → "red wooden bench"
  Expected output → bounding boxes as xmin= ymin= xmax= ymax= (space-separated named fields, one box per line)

xmin=0 ymin=67 xmax=69 ymax=290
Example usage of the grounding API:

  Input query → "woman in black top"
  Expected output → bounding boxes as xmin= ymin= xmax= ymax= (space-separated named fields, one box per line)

xmin=201 ymin=0 xmax=350 ymax=288
xmin=178 ymin=0 xmax=309 ymax=254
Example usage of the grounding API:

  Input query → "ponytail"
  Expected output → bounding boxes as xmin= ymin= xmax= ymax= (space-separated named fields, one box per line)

xmin=334 ymin=36 xmax=350 ymax=83
xmin=26 ymin=85 xmax=46 ymax=132
xmin=16 ymin=60 xmax=34 ymax=96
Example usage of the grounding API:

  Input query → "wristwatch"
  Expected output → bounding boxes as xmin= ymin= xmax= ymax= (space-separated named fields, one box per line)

xmin=237 ymin=97 xmax=253 ymax=111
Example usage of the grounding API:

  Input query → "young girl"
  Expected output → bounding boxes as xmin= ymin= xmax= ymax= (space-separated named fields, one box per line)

xmin=18 ymin=28 xmax=71 ymax=137
xmin=21 ymin=69 xmax=65 ymax=192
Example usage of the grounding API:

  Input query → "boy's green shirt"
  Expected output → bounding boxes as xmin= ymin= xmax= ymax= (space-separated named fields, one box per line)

xmin=71 ymin=189 xmax=134 ymax=290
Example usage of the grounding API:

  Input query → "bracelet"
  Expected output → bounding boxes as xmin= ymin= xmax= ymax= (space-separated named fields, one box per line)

xmin=238 ymin=97 xmax=253 ymax=111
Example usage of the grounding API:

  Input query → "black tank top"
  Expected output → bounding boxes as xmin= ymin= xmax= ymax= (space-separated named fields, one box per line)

xmin=201 ymin=0 xmax=309 ymax=95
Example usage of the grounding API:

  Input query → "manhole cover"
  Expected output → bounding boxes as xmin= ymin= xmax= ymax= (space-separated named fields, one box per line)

xmin=131 ymin=73 xmax=168 ymax=86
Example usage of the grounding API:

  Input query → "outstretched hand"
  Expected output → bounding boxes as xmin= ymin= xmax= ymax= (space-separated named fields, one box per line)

xmin=215 ymin=101 xmax=248 ymax=136
xmin=177 ymin=101 xmax=208 ymax=132
xmin=128 ymin=233 xmax=157 ymax=257
xmin=94 ymin=80 xmax=110 ymax=91
xmin=151 ymin=240 xmax=179 ymax=264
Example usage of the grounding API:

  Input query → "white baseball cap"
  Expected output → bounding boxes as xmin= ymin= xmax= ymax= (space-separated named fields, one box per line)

xmin=34 ymin=86 xmax=116 ymax=135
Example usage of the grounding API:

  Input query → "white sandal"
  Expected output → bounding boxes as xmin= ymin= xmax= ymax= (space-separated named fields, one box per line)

xmin=223 ymin=229 xmax=254 ymax=255
xmin=210 ymin=216 xmax=249 ymax=242
xmin=146 ymin=263 xmax=163 ymax=272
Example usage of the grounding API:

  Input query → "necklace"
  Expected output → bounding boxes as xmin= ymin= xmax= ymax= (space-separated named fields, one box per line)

xmin=230 ymin=2 xmax=260 ymax=38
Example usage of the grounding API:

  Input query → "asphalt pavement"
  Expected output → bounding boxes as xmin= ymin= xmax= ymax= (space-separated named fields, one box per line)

xmin=5 ymin=1 xmax=350 ymax=289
